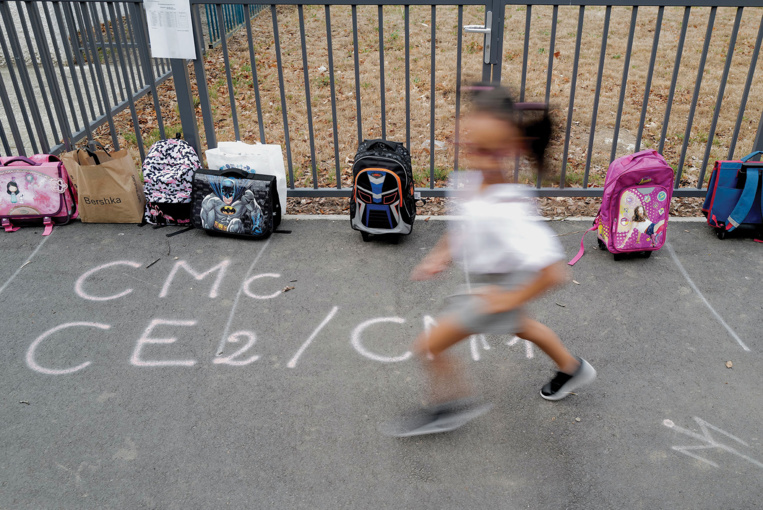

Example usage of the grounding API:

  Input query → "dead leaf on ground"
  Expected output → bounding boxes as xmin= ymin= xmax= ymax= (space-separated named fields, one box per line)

xmin=283 ymin=286 xmax=295 ymax=292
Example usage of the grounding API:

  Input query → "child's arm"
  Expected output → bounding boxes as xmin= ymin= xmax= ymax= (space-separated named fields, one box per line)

xmin=410 ymin=234 xmax=453 ymax=280
xmin=478 ymin=260 xmax=570 ymax=314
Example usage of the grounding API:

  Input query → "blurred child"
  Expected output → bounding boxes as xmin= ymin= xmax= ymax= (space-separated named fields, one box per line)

xmin=382 ymin=84 xmax=596 ymax=437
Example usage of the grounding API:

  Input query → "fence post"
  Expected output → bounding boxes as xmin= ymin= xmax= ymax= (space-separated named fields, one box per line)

xmin=170 ymin=59 xmax=201 ymax=158
xmin=753 ymin=110 xmax=763 ymax=161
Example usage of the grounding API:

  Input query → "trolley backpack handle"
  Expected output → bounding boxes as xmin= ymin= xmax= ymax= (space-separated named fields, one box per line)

xmin=218 ymin=167 xmax=250 ymax=179
xmin=1 ymin=156 xmax=39 ymax=167
xmin=740 ymin=151 xmax=763 ymax=163
xmin=624 ymin=149 xmax=661 ymax=164
xmin=365 ymin=139 xmax=401 ymax=152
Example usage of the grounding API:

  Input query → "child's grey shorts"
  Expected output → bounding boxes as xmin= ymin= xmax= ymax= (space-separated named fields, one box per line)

xmin=440 ymin=271 xmax=534 ymax=336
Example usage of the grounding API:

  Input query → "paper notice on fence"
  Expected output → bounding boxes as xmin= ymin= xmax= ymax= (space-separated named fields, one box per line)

xmin=143 ymin=0 xmax=196 ymax=60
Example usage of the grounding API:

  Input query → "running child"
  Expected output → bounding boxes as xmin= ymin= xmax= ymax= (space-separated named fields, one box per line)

xmin=380 ymin=84 xmax=596 ymax=437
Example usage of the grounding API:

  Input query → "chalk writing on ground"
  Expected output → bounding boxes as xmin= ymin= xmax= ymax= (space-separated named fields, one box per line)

xmin=664 ymin=417 xmax=763 ymax=470
xmin=24 ymin=259 xmax=537 ymax=375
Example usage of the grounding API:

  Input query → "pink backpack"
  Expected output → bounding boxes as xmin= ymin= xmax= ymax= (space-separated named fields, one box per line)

xmin=569 ymin=150 xmax=674 ymax=264
xmin=1 ymin=154 xmax=78 ymax=236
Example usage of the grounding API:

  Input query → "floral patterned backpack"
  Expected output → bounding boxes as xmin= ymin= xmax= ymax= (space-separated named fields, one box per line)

xmin=142 ymin=138 xmax=201 ymax=225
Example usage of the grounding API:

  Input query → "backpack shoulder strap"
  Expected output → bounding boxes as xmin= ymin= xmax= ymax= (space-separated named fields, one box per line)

xmin=727 ymin=168 xmax=761 ymax=232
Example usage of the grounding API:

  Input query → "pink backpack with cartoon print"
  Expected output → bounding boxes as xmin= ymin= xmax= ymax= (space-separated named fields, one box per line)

xmin=1 ymin=155 xmax=78 ymax=236
xmin=569 ymin=150 xmax=674 ymax=264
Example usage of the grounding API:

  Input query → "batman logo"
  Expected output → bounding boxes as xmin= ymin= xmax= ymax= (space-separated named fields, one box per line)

xmin=220 ymin=206 xmax=236 ymax=215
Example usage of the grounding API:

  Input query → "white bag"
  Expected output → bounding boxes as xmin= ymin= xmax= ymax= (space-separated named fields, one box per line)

xmin=205 ymin=141 xmax=287 ymax=214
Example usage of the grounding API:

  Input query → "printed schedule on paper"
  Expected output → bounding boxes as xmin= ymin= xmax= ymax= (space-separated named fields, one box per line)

xmin=144 ymin=0 xmax=196 ymax=60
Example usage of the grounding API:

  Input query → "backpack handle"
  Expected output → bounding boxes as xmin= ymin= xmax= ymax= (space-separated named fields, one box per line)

xmin=364 ymin=139 xmax=400 ymax=152
xmin=218 ymin=167 xmax=250 ymax=179
xmin=740 ymin=151 xmax=763 ymax=163
xmin=1 ymin=156 xmax=39 ymax=167
xmin=625 ymin=150 xmax=660 ymax=163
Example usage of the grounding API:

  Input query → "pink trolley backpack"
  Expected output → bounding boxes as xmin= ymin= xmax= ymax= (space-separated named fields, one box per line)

xmin=1 ymin=154 xmax=78 ymax=236
xmin=569 ymin=150 xmax=675 ymax=265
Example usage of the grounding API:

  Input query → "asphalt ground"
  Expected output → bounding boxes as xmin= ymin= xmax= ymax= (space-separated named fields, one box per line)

xmin=1 ymin=216 xmax=762 ymax=509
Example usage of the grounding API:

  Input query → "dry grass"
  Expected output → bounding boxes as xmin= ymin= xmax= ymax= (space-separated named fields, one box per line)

xmin=105 ymin=4 xmax=763 ymax=199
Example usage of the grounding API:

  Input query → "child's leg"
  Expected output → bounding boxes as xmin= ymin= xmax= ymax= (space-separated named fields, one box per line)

xmin=413 ymin=318 xmax=473 ymax=404
xmin=516 ymin=317 xmax=579 ymax=374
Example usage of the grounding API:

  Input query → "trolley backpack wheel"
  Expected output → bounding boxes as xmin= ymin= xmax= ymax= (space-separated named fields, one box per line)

xmin=361 ymin=231 xmax=372 ymax=242
xmin=716 ymin=228 xmax=727 ymax=240
xmin=640 ymin=251 xmax=652 ymax=259
xmin=597 ymin=238 xmax=607 ymax=251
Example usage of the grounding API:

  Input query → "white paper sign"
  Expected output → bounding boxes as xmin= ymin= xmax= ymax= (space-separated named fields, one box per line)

xmin=144 ymin=0 xmax=196 ymax=60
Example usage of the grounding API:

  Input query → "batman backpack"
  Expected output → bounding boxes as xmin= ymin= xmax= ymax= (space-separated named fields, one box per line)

xmin=349 ymin=139 xmax=417 ymax=242
xmin=191 ymin=168 xmax=281 ymax=239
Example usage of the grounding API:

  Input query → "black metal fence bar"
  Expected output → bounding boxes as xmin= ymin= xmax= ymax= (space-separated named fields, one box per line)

xmin=0 ymin=5 xmax=36 ymax=154
xmin=405 ymin=5 xmax=411 ymax=151
xmin=699 ymin=7 xmax=743 ymax=185
xmin=583 ymin=5 xmax=610 ymax=187
xmin=74 ymin=2 xmax=105 ymax=116
xmin=635 ymin=5 xmax=662 ymax=153
xmin=352 ymin=5 xmax=363 ymax=144
xmin=193 ymin=4 xmax=215 ymax=147
xmin=80 ymin=2 xmax=120 ymax=148
xmin=610 ymin=6 xmax=637 ymax=164
xmin=675 ymin=6 xmax=716 ymax=188
xmin=53 ymin=1 xmax=92 ymax=138
xmin=270 ymin=5 xmax=295 ymax=187
xmin=453 ymin=5 xmax=464 ymax=172
xmin=429 ymin=6 xmax=436 ymax=188
xmin=19 ymin=1 xmax=59 ymax=149
xmin=109 ymin=1 xmax=146 ymax=159
xmin=730 ymin=12 xmax=763 ymax=159
xmin=325 ymin=5 xmax=342 ymax=188
xmin=0 ymin=44 xmax=23 ymax=153
xmin=45 ymin=2 xmax=81 ymax=135
xmin=243 ymin=4 xmax=266 ymax=143
xmin=1 ymin=2 xmax=45 ymax=154
xmin=28 ymin=2 xmax=72 ymax=152
xmin=559 ymin=6 xmax=585 ymax=189
xmin=119 ymin=2 xmax=142 ymax=94
xmin=92 ymin=3 xmax=120 ymax=108
xmin=378 ymin=6 xmax=387 ymax=140
xmin=130 ymin=1 xmax=167 ymax=139
xmin=298 ymin=5 xmax=319 ymax=188
xmin=217 ymin=3 xmax=241 ymax=141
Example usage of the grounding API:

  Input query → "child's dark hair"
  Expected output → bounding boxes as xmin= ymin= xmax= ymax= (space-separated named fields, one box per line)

xmin=466 ymin=83 xmax=553 ymax=175
xmin=7 ymin=180 xmax=18 ymax=195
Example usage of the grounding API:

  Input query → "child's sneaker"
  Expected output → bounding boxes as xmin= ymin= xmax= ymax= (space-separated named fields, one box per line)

xmin=378 ymin=397 xmax=493 ymax=437
xmin=540 ymin=357 xmax=596 ymax=401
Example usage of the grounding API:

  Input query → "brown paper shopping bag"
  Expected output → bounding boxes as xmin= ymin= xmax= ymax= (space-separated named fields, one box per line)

xmin=62 ymin=149 xmax=145 ymax=223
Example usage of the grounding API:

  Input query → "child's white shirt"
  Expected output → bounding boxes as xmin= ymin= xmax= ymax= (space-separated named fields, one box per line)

xmin=448 ymin=172 xmax=564 ymax=274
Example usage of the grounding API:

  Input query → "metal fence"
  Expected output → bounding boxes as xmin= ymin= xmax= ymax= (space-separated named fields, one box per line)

xmin=2 ymin=1 xmax=763 ymax=199
xmin=204 ymin=4 xmax=267 ymax=46
xmin=0 ymin=1 xmax=177 ymax=160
